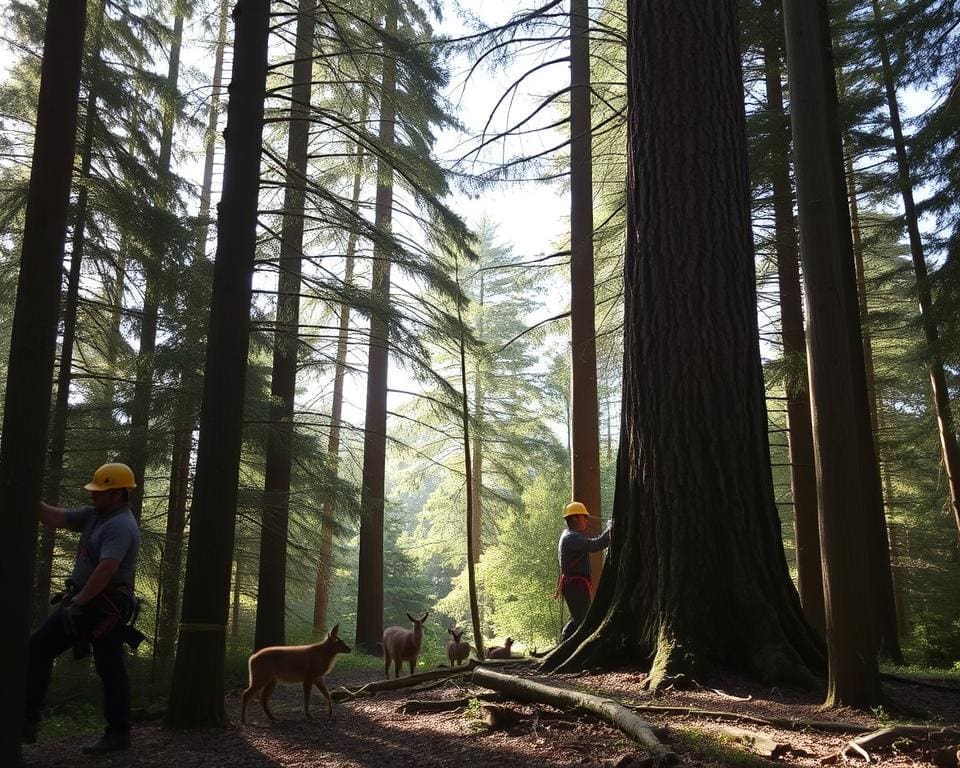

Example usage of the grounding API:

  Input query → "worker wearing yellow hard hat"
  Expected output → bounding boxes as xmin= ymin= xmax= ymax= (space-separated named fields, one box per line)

xmin=556 ymin=501 xmax=612 ymax=641
xmin=24 ymin=463 xmax=142 ymax=755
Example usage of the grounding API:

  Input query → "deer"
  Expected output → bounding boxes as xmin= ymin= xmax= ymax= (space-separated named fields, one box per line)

xmin=446 ymin=627 xmax=471 ymax=667
xmin=240 ymin=623 xmax=351 ymax=725
xmin=486 ymin=637 xmax=514 ymax=659
xmin=382 ymin=612 xmax=428 ymax=678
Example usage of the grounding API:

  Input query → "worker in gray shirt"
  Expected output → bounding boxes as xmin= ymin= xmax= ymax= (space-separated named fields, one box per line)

xmin=23 ymin=463 xmax=141 ymax=756
xmin=557 ymin=501 xmax=611 ymax=641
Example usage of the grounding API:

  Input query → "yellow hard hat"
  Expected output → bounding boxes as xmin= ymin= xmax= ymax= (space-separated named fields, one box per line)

xmin=563 ymin=501 xmax=589 ymax=518
xmin=84 ymin=463 xmax=137 ymax=491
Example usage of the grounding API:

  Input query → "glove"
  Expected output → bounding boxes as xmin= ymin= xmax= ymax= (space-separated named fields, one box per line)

xmin=62 ymin=600 xmax=85 ymax=637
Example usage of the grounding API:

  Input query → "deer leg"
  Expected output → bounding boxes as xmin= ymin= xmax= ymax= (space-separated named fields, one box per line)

xmin=394 ymin=658 xmax=401 ymax=678
xmin=384 ymin=652 xmax=392 ymax=679
xmin=302 ymin=679 xmax=313 ymax=719
xmin=260 ymin=680 xmax=278 ymax=723
xmin=240 ymin=683 xmax=262 ymax=725
xmin=408 ymin=658 xmax=415 ymax=676
xmin=314 ymin=677 xmax=333 ymax=719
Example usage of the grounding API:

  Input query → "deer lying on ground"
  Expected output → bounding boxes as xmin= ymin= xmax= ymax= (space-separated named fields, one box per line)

xmin=486 ymin=637 xmax=514 ymax=659
xmin=446 ymin=627 xmax=471 ymax=666
xmin=240 ymin=623 xmax=351 ymax=724
xmin=383 ymin=612 xmax=428 ymax=678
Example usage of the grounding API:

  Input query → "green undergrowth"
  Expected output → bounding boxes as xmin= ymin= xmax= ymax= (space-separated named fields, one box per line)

xmin=881 ymin=661 xmax=960 ymax=682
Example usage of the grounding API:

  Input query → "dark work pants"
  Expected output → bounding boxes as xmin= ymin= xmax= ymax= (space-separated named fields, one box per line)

xmin=560 ymin=579 xmax=591 ymax=641
xmin=25 ymin=600 xmax=131 ymax=736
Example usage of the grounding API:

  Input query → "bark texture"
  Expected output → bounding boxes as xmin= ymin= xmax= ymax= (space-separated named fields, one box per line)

xmin=165 ymin=0 xmax=270 ymax=727
xmin=1 ymin=1 xmax=87 ymax=763
xmin=543 ymin=0 xmax=822 ymax=689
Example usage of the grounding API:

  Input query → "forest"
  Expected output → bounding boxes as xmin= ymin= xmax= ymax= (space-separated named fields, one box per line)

xmin=3 ymin=0 xmax=960 ymax=766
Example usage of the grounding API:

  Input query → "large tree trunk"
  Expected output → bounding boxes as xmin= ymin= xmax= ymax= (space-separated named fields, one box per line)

xmin=0 ymin=2 xmax=87 ymax=764
xmin=313 ymin=137 xmax=365 ymax=637
xmin=254 ymin=0 xmax=315 ymax=652
xmin=155 ymin=0 xmax=229 ymax=670
xmin=569 ymin=0 xmax=603 ymax=580
xmin=871 ymin=0 xmax=960 ymax=547
xmin=355 ymin=6 xmax=398 ymax=656
xmin=31 ymin=0 xmax=107 ymax=625
xmin=543 ymin=0 xmax=822 ymax=692
xmin=760 ymin=0 xmax=824 ymax=638
xmin=165 ymin=0 xmax=270 ymax=728
xmin=782 ymin=0 xmax=882 ymax=707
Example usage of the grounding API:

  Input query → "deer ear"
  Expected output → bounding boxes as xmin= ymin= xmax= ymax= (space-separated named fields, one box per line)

xmin=329 ymin=624 xmax=339 ymax=639
xmin=448 ymin=627 xmax=454 ymax=635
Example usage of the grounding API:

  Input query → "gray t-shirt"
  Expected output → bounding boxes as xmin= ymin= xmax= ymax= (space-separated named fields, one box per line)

xmin=558 ymin=526 xmax=611 ymax=578
xmin=65 ymin=504 xmax=140 ymax=589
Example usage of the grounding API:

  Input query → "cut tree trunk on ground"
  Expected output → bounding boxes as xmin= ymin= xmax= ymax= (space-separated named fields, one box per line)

xmin=718 ymin=726 xmax=791 ymax=759
xmin=471 ymin=668 xmax=677 ymax=764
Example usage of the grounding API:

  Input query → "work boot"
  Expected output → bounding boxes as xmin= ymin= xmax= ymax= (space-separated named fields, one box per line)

xmin=21 ymin=719 xmax=38 ymax=745
xmin=80 ymin=731 xmax=130 ymax=755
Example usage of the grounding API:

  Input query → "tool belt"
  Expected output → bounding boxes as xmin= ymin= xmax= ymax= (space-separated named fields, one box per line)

xmin=553 ymin=573 xmax=592 ymax=600
xmin=52 ymin=580 xmax=146 ymax=659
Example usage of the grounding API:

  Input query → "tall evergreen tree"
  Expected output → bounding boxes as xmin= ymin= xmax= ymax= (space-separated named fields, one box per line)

xmin=356 ymin=4 xmax=398 ymax=655
xmin=569 ymin=0 xmax=603 ymax=580
xmin=782 ymin=0 xmax=882 ymax=706
xmin=543 ymin=0 xmax=822 ymax=690
xmin=166 ymin=0 xmax=271 ymax=728
xmin=0 ymin=1 xmax=87 ymax=763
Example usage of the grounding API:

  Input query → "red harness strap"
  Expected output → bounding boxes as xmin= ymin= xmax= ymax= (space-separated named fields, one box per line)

xmin=553 ymin=553 xmax=593 ymax=599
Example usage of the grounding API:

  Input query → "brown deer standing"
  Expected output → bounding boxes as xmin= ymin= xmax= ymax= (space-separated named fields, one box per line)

xmin=382 ymin=612 xmax=428 ymax=678
xmin=446 ymin=627 xmax=471 ymax=666
xmin=240 ymin=623 xmax=351 ymax=724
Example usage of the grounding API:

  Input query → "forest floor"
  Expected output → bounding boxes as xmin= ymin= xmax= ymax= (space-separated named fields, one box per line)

xmin=19 ymin=663 xmax=960 ymax=767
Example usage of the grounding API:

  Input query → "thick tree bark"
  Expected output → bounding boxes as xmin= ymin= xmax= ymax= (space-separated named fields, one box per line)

xmin=313 ymin=137 xmax=365 ymax=637
xmin=253 ymin=0 xmax=315 ymax=652
xmin=32 ymin=0 xmax=107 ymax=625
xmin=0 ymin=2 xmax=87 ymax=764
xmin=355 ymin=6 xmax=398 ymax=655
xmin=871 ymin=0 xmax=960 ymax=547
xmin=165 ymin=0 xmax=270 ymax=728
xmin=760 ymin=0 xmax=824 ymax=639
xmin=569 ymin=0 xmax=603 ymax=580
xmin=543 ymin=0 xmax=822 ymax=691
xmin=782 ymin=0 xmax=882 ymax=707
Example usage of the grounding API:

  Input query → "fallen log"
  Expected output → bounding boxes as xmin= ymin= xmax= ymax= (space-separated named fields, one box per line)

xmin=397 ymin=694 xmax=503 ymax=714
xmin=332 ymin=662 xmax=478 ymax=701
xmin=623 ymin=702 xmax=874 ymax=735
xmin=471 ymin=667 xmax=678 ymax=765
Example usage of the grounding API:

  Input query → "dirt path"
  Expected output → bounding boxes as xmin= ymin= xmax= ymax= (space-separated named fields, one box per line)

xmin=20 ymin=667 xmax=960 ymax=767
